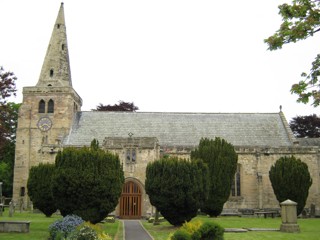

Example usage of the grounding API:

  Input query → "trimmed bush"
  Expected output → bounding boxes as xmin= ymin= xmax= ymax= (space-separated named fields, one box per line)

xmin=171 ymin=229 xmax=191 ymax=240
xmin=269 ymin=155 xmax=312 ymax=215
xmin=191 ymin=137 xmax=238 ymax=217
xmin=68 ymin=222 xmax=112 ymax=240
xmin=27 ymin=163 xmax=57 ymax=217
xmin=49 ymin=214 xmax=84 ymax=240
xmin=52 ymin=140 xmax=124 ymax=223
xmin=172 ymin=221 xmax=224 ymax=240
xmin=192 ymin=222 xmax=224 ymax=240
xmin=145 ymin=157 xmax=208 ymax=226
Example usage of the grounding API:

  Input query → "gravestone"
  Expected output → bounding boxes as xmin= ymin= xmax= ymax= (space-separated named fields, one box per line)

xmin=9 ymin=201 xmax=14 ymax=217
xmin=310 ymin=204 xmax=316 ymax=218
xmin=280 ymin=199 xmax=300 ymax=233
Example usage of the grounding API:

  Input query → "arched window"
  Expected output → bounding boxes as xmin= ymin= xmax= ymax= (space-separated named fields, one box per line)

xmin=50 ymin=69 xmax=54 ymax=77
xmin=39 ymin=100 xmax=45 ymax=113
xmin=47 ymin=99 xmax=54 ymax=113
xmin=126 ymin=148 xmax=136 ymax=163
xmin=231 ymin=164 xmax=241 ymax=197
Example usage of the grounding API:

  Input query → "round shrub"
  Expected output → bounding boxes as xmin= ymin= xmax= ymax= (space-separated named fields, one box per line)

xmin=49 ymin=214 xmax=84 ymax=240
xmin=192 ymin=222 xmax=224 ymax=240
xmin=171 ymin=229 xmax=191 ymax=240
xmin=69 ymin=222 xmax=112 ymax=240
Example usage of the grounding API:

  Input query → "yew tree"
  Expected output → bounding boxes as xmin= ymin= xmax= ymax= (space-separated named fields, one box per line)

xmin=52 ymin=140 xmax=124 ymax=223
xmin=145 ymin=157 xmax=208 ymax=226
xmin=265 ymin=0 xmax=320 ymax=106
xmin=269 ymin=156 xmax=312 ymax=215
xmin=191 ymin=137 xmax=238 ymax=217
xmin=27 ymin=163 xmax=57 ymax=217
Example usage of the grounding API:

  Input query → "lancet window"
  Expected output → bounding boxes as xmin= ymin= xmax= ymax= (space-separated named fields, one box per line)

xmin=47 ymin=99 xmax=54 ymax=113
xmin=231 ymin=164 xmax=241 ymax=197
xmin=126 ymin=148 xmax=136 ymax=163
xmin=39 ymin=100 xmax=45 ymax=113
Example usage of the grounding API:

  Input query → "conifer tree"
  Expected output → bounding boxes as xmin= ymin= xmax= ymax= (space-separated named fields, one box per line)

xmin=191 ymin=137 xmax=238 ymax=217
xmin=27 ymin=163 xmax=57 ymax=217
xmin=52 ymin=140 xmax=124 ymax=223
xmin=269 ymin=156 xmax=312 ymax=215
xmin=145 ymin=157 xmax=208 ymax=226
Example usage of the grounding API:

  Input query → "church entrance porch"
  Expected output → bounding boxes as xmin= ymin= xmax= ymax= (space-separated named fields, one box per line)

xmin=120 ymin=181 xmax=142 ymax=219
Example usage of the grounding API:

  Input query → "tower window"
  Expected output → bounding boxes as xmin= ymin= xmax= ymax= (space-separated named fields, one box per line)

xmin=50 ymin=69 xmax=54 ymax=77
xmin=62 ymin=44 xmax=65 ymax=50
xmin=48 ymin=99 xmax=54 ymax=113
xmin=20 ymin=187 xmax=25 ymax=197
xmin=57 ymin=24 xmax=60 ymax=29
xmin=39 ymin=100 xmax=45 ymax=113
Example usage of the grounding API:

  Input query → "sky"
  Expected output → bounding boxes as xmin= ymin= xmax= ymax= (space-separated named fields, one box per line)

xmin=1 ymin=0 xmax=319 ymax=121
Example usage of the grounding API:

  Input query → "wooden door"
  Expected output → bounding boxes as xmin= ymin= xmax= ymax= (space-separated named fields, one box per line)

xmin=120 ymin=181 xmax=142 ymax=219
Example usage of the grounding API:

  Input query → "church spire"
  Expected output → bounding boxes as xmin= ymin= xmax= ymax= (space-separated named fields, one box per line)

xmin=37 ymin=2 xmax=72 ymax=87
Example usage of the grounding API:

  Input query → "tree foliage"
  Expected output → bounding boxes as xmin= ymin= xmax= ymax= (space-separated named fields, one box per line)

xmin=265 ymin=1 xmax=320 ymax=106
xmin=0 ymin=102 xmax=20 ymax=197
xmin=27 ymin=163 xmax=58 ymax=217
xmin=0 ymin=66 xmax=18 ymax=150
xmin=191 ymin=137 xmax=238 ymax=217
xmin=52 ymin=140 xmax=124 ymax=223
xmin=94 ymin=100 xmax=139 ymax=112
xmin=145 ymin=157 xmax=208 ymax=226
xmin=289 ymin=114 xmax=320 ymax=137
xmin=0 ymin=66 xmax=17 ymax=105
xmin=269 ymin=156 xmax=312 ymax=215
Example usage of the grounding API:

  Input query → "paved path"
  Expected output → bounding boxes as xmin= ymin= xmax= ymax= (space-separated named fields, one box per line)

xmin=123 ymin=220 xmax=153 ymax=240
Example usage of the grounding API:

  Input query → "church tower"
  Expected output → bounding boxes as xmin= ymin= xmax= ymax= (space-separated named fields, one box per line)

xmin=13 ymin=3 xmax=82 ymax=205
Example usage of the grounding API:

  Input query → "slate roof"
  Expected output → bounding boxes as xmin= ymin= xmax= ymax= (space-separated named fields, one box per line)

xmin=298 ymin=138 xmax=320 ymax=147
xmin=63 ymin=111 xmax=294 ymax=147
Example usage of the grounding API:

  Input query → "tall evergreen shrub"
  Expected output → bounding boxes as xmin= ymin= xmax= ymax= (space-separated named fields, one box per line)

xmin=145 ymin=157 xmax=208 ymax=226
xmin=27 ymin=163 xmax=57 ymax=217
xmin=269 ymin=156 xmax=312 ymax=215
xmin=52 ymin=140 xmax=124 ymax=223
xmin=191 ymin=137 xmax=238 ymax=217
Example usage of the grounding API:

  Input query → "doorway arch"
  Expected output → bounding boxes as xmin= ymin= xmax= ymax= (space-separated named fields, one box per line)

xmin=120 ymin=181 xmax=142 ymax=219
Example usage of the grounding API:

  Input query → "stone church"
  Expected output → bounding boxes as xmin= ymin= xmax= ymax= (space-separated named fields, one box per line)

xmin=13 ymin=3 xmax=320 ymax=218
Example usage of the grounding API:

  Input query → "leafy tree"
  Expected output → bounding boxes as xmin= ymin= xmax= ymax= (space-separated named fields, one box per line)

xmin=94 ymin=100 xmax=139 ymax=111
xmin=0 ymin=140 xmax=16 ymax=197
xmin=0 ymin=102 xmax=20 ymax=197
xmin=0 ymin=66 xmax=17 ymax=151
xmin=265 ymin=1 xmax=320 ymax=106
xmin=52 ymin=140 xmax=125 ymax=223
xmin=0 ymin=66 xmax=17 ymax=105
xmin=289 ymin=114 xmax=320 ymax=137
xmin=269 ymin=156 xmax=312 ymax=215
xmin=27 ymin=163 xmax=57 ymax=217
xmin=191 ymin=137 xmax=238 ymax=217
xmin=145 ymin=157 xmax=208 ymax=226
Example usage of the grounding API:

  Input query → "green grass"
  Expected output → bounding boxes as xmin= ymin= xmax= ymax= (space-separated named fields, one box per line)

xmin=142 ymin=216 xmax=320 ymax=240
xmin=2 ymin=213 xmax=319 ymax=240
xmin=0 ymin=211 xmax=120 ymax=240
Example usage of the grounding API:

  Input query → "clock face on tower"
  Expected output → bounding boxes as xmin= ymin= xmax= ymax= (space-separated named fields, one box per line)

xmin=37 ymin=117 xmax=52 ymax=132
